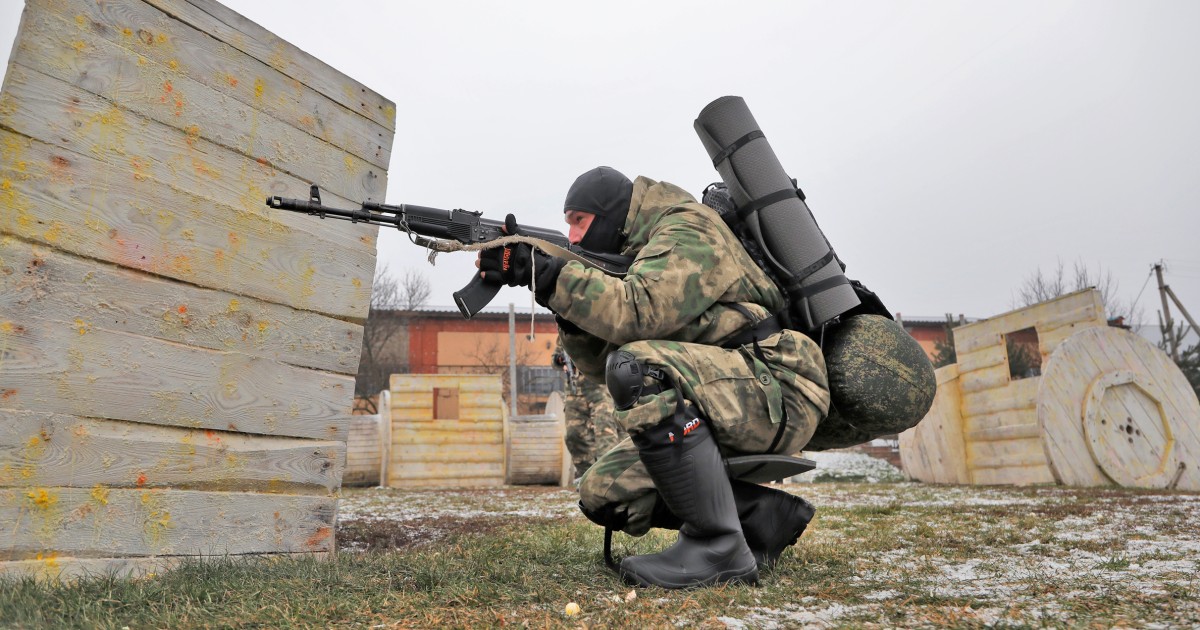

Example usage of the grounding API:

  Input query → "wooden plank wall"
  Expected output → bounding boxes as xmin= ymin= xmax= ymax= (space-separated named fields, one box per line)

xmin=343 ymin=413 xmax=382 ymax=486
xmin=950 ymin=290 xmax=1107 ymax=485
xmin=505 ymin=414 xmax=565 ymax=486
xmin=898 ymin=365 xmax=969 ymax=484
xmin=387 ymin=375 xmax=506 ymax=488
xmin=0 ymin=0 xmax=392 ymax=578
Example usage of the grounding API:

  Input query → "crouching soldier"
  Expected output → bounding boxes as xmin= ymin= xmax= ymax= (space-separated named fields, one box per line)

xmin=479 ymin=166 xmax=823 ymax=589
xmin=554 ymin=341 xmax=621 ymax=478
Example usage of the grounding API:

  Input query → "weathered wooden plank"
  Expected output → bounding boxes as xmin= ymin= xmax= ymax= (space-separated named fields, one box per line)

xmin=0 ymin=127 xmax=373 ymax=321
xmin=393 ymin=430 xmax=504 ymax=445
xmin=0 ymin=62 xmax=370 ymax=228
xmin=961 ymin=378 xmax=1039 ymax=417
xmin=39 ymin=0 xmax=392 ymax=170
xmin=966 ymin=437 xmax=1048 ymax=470
xmin=143 ymin=0 xmax=395 ymax=132
xmin=959 ymin=363 xmax=1011 ymax=394
xmin=0 ymin=239 xmax=363 ymax=373
xmin=0 ymin=487 xmax=336 ymax=557
xmin=962 ymin=410 xmax=1038 ymax=436
xmin=393 ymin=444 xmax=504 ymax=463
xmin=955 ymin=344 xmax=1007 ymax=375
xmin=0 ymin=317 xmax=350 ymax=441
xmin=954 ymin=290 xmax=1105 ymax=353
xmin=389 ymin=419 xmax=503 ymax=433
xmin=964 ymin=422 xmax=1042 ymax=443
xmin=388 ymin=463 xmax=504 ymax=485
xmin=898 ymin=365 xmax=969 ymax=484
xmin=9 ymin=9 xmax=385 ymax=204
xmin=971 ymin=464 xmax=1056 ymax=486
xmin=0 ymin=554 xmax=182 ymax=581
xmin=0 ymin=410 xmax=343 ymax=493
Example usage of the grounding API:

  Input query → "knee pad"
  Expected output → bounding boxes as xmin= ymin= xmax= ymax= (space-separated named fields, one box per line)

xmin=604 ymin=350 xmax=669 ymax=411
xmin=579 ymin=500 xmax=628 ymax=530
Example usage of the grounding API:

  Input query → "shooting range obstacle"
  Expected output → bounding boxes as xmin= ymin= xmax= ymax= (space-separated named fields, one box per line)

xmin=900 ymin=290 xmax=1200 ymax=490
xmin=0 ymin=0 xmax=393 ymax=578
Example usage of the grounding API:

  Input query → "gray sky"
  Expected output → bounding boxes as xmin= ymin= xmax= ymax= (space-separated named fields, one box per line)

xmin=3 ymin=0 xmax=1198 ymax=329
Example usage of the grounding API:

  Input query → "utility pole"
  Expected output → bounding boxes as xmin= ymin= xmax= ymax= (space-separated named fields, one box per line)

xmin=508 ymin=303 xmax=518 ymax=416
xmin=1155 ymin=263 xmax=1179 ymax=361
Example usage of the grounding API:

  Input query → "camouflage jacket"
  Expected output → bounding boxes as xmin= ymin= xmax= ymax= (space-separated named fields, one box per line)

xmin=550 ymin=176 xmax=787 ymax=379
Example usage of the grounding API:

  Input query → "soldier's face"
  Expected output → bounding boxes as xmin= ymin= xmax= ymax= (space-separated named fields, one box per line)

xmin=565 ymin=210 xmax=596 ymax=245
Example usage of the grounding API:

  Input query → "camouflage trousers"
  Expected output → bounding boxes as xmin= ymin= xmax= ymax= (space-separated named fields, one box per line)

xmin=563 ymin=375 xmax=622 ymax=477
xmin=578 ymin=330 xmax=828 ymax=536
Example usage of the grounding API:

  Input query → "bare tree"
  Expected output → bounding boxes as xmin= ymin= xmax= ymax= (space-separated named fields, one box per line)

xmin=354 ymin=264 xmax=430 ymax=413
xmin=1014 ymin=259 xmax=1140 ymax=324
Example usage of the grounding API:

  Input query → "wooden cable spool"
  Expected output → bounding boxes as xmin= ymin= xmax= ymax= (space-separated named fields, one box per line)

xmin=1038 ymin=327 xmax=1199 ymax=490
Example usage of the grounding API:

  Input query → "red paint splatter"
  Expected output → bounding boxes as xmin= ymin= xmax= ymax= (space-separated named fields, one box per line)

xmin=178 ymin=305 xmax=188 ymax=314
xmin=304 ymin=526 xmax=332 ymax=550
xmin=205 ymin=429 xmax=220 ymax=442
xmin=163 ymin=80 xmax=173 ymax=93
xmin=1 ymin=389 xmax=16 ymax=400
xmin=51 ymin=156 xmax=70 ymax=168
xmin=136 ymin=472 xmax=147 ymax=487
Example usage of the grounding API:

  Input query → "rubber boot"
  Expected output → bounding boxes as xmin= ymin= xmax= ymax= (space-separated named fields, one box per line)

xmin=730 ymin=480 xmax=815 ymax=570
xmin=619 ymin=414 xmax=758 ymax=589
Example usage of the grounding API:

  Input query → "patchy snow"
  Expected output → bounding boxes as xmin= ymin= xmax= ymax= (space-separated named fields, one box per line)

xmin=793 ymin=451 xmax=907 ymax=484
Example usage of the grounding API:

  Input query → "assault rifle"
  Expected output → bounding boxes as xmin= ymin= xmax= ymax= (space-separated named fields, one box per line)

xmin=265 ymin=185 xmax=631 ymax=319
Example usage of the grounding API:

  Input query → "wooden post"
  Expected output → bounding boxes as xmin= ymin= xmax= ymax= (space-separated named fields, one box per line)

xmin=1165 ymin=286 xmax=1198 ymax=342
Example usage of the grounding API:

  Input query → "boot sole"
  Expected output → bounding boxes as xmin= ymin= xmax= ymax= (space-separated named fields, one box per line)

xmin=619 ymin=564 xmax=759 ymax=590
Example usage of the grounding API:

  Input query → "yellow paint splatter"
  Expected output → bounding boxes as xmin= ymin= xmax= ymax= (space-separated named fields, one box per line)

xmin=122 ymin=27 xmax=132 ymax=37
xmin=138 ymin=55 xmax=147 ymax=66
xmin=257 ymin=321 xmax=270 ymax=334
xmin=36 ymin=552 xmax=59 ymax=568
xmin=72 ymin=41 xmax=87 ymax=53
xmin=343 ymin=155 xmax=355 ymax=171
xmin=156 ymin=33 xmax=167 ymax=43
xmin=75 ymin=14 xmax=85 ymax=27
xmin=91 ymin=484 xmax=109 ymax=505
xmin=167 ymin=59 xmax=179 ymax=71
xmin=27 ymin=489 xmax=57 ymax=509
xmin=1 ymin=179 xmax=10 ymax=190
xmin=254 ymin=78 xmax=265 ymax=100
xmin=43 ymin=221 xmax=66 ymax=243
xmin=227 ymin=299 xmax=240 ymax=312
xmin=27 ymin=435 xmax=40 ymax=448
xmin=74 ymin=318 xmax=90 ymax=335
xmin=0 ymin=321 xmax=13 ymax=333
xmin=181 ymin=229 xmax=195 ymax=240
xmin=351 ymin=277 xmax=362 ymax=288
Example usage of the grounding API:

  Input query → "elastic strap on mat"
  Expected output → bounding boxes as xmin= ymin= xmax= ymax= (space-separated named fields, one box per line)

xmin=736 ymin=188 xmax=796 ymax=221
xmin=711 ymin=130 xmax=765 ymax=167
xmin=787 ymin=274 xmax=851 ymax=299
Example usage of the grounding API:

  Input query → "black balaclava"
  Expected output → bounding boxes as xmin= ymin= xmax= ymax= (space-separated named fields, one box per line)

xmin=564 ymin=166 xmax=634 ymax=254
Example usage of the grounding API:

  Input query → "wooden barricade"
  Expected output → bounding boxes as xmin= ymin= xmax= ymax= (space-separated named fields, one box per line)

xmin=0 ymin=0 xmax=391 ymax=579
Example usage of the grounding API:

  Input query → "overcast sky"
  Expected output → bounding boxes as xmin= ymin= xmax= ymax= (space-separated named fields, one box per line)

xmin=2 ymin=1 xmax=1198 ymax=330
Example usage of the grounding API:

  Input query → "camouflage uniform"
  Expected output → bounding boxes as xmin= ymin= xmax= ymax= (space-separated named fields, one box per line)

xmin=547 ymin=177 xmax=830 ymax=536
xmin=562 ymin=363 xmax=621 ymax=478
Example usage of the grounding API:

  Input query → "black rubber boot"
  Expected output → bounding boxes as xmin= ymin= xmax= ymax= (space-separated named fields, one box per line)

xmin=730 ymin=480 xmax=815 ymax=570
xmin=619 ymin=414 xmax=758 ymax=589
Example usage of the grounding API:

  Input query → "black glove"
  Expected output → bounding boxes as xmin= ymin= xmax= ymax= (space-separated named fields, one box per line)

xmin=478 ymin=214 xmax=565 ymax=303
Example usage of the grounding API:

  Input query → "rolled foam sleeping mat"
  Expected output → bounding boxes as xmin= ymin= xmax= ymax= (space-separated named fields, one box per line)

xmin=694 ymin=96 xmax=860 ymax=330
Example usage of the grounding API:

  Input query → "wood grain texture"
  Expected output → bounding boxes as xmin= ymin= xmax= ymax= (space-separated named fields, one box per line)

xmin=506 ymin=415 xmax=564 ymax=485
xmin=953 ymin=290 xmax=1106 ymax=354
xmin=0 ymin=63 xmax=369 ymax=218
xmin=387 ymin=375 xmax=507 ymax=488
xmin=1038 ymin=327 xmax=1199 ymax=490
xmin=0 ymin=316 xmax=351 ymax=441
xmin=0 ymin=410 xmax=344 ymax=493
xmin=9 ymin=8 xmax=385 ymax=203
xmin=144 ymin=0 xmax=396 ymax=131
xmin=0 ymin=238 xmax=363 ymax=373
xmin=0 ymin=486 xmax=336 ymax=558
xmin=899 ymin=365 xmax=969 ymax=484
xmin=0 ymin=126 xmax=373 ymax=321
xmin=36 ymin=0 xmax=392 ymax=170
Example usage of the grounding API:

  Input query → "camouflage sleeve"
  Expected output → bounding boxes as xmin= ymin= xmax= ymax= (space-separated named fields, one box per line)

xmin=548 ymin=208 xmax=742 ymax=346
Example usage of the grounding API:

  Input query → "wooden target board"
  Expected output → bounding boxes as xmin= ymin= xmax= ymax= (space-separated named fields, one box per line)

xmin=1038 ymin=327 xmax=1200 ymax=490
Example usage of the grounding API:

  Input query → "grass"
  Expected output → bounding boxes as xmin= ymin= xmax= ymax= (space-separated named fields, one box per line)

xmin=2 ymin=482 xmax=1198 ymax=629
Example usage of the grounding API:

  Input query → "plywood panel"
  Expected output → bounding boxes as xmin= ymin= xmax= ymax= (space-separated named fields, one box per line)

xmin=0 ymin=410 xmax=343 ymax=493
xmin=0 ymin=487 xmax=336 ymax=557
xmin=0 ymin=239 xmax=363 ymax=373
xmin=9 ymin=8 xmax=385 ymax=204
xmin=961 ymin=378 xmax=1039 ymax=417
xmin=1 ymin=317 xmax=350 ymax=441
xmin=0 ymin=127 xmax=373 ymax=320
xmin=41 ymin=0 xmax=392 ymax=169
xmin=955 ymin=344 xmax=1007 ymax=374
xmin=144 ymin=0 xmax=396 ymax=131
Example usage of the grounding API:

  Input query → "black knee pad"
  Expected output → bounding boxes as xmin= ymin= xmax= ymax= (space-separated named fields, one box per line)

xmin=579 ymin=500 xmax=628 ymax=530
xmin=604 ymin=350 xmax=668 ymax=411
